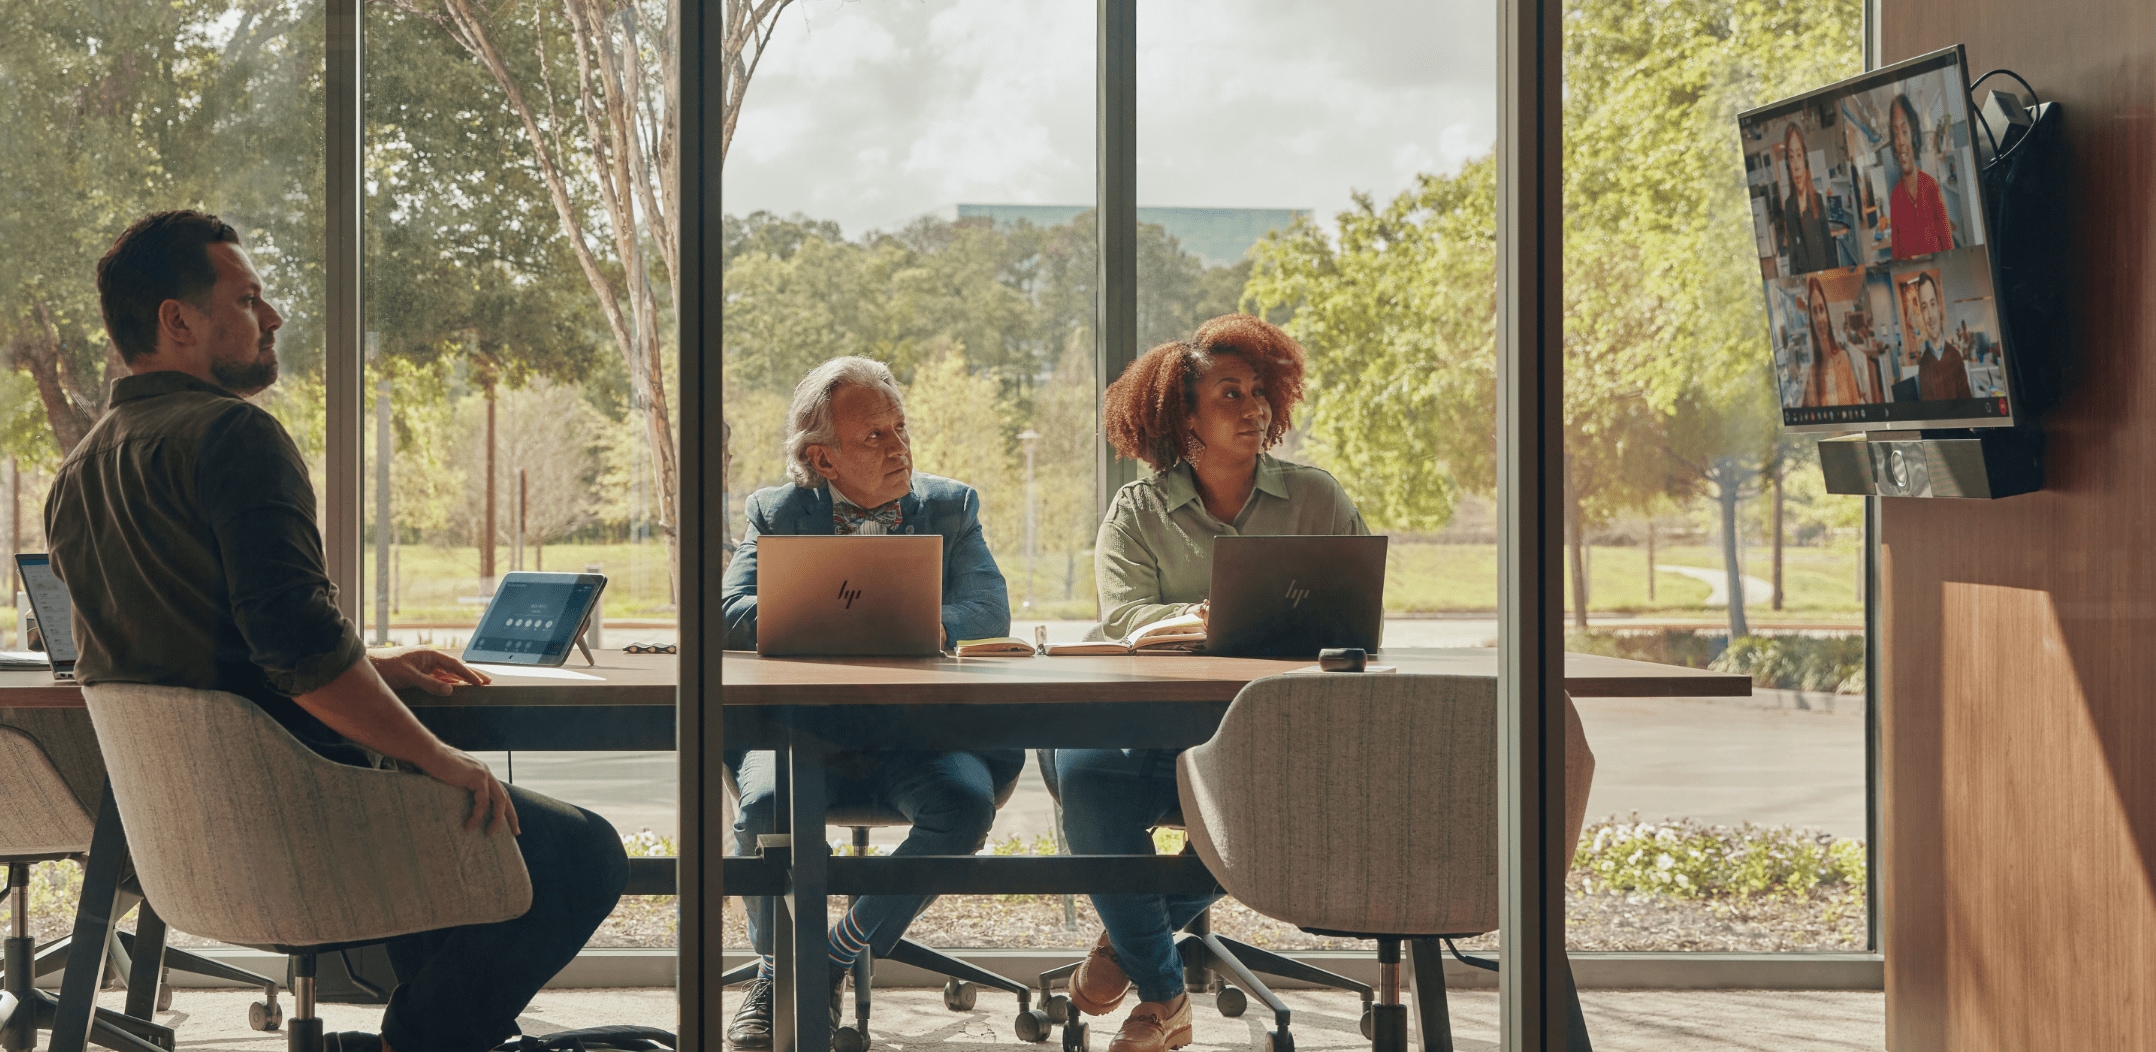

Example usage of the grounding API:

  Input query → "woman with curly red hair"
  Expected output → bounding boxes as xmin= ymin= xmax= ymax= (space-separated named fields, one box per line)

xmin=1054 ymin=314 xmax=1368 ymax=1052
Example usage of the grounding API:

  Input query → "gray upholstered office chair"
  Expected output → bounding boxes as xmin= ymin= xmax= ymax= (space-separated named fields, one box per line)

xmin=718 ymin=768 xmax=1036 ymax=1052
xmin=1175 ymin=673 xmax=1597 ymax=1052
xmin=1031 ymin=751 xmax=1376 ymax=1052
xmin=0 ymin=712 xmax=283 ymax=1052
xmin=78 ymin=683 xmax=546 ymax=1052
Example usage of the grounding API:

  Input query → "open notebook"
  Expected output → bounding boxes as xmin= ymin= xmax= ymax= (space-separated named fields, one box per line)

xmin=1038 ymin=611 xmax=1206 ymax=656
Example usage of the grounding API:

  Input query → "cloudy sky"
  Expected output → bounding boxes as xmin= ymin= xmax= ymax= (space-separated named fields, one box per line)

xmin=724 ymin=0 xmax=1499 ymax=238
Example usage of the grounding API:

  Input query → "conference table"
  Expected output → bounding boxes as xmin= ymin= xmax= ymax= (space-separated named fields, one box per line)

xmin=1 ymin=648 xmax=1745 ymax=1052
xmin=719 ymin=648 xmax=1746 ymax=1052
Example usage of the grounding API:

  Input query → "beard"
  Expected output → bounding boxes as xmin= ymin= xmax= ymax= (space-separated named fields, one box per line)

xmin=212 ymin=343 xmax=279 ymax=396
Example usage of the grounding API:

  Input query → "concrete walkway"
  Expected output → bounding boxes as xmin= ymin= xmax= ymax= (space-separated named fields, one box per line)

xmin=133 ymin=987 xmax=1887 ymax=1051
xmin=1656 ymin=564 xmax=1777 ymax=607
xmin=497 ymin=678 xmax=1867 ymax=845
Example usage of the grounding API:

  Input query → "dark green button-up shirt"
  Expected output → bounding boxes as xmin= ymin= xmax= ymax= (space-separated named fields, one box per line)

xmin=44 ymin=371 xmax=365 ymax=757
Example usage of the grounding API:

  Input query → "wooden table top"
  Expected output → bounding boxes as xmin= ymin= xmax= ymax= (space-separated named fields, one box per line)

xmin=718 ymin=647 xmax=1748 ymax=705
xmin=0 ymin=655 xmax=680 ymax=709
xmin=0 ymin=647 xmax=1747 ymax=710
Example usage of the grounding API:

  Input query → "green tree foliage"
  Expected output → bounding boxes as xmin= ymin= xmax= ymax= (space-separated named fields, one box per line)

xmin=0 ymin=0 xmax=324 ymax=457
xmin=1242 ymin=166 xmax=1499 ymax=534
xmin=364 ymin=8 xmax=609 ymax=390
xmin=1246 ymin=0 xmax=1860 ymax=635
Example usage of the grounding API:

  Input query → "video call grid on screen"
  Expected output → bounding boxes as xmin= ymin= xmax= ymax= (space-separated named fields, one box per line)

xmin=468 ymin=578 xmax=596 ymax=660
xmin=1738 ymin=45 xmax=2017 ymax=433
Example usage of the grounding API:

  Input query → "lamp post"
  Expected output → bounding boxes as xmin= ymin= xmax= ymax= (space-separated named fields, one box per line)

xmin=1019 ymin=430 xmax=1040 ymax=611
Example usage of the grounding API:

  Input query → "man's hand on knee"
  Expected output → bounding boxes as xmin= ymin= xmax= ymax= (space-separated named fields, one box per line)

xmin=415 ymin=746 xmax=521 ymax=835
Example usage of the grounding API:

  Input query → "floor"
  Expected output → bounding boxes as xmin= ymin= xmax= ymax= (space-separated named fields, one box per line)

xmin=121 ymin=987 xmax=1885 ymax=1051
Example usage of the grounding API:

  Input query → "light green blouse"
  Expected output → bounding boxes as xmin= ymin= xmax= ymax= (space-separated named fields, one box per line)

xmin=1092 ymin=454 xmax=1370 ymax=641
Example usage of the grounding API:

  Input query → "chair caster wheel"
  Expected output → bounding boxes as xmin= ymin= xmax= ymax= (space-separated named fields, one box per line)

xmin=943 ymin=978 xmax=978 ymax=1012
xmin=1017 ymin=1008 xmax=1053 ymax=1043
xmin=1263 ymin=1029 xmax=1294 ymax=1052
xmin=1216 ymin=984 xmax=1247 ymax=1017
xmin=1360 ymin=1006 xmax=1375 ymax=1039
xmin=1061 ymin=1019 xmax=1090 ymax=1052
xmin=157 ymin=983 xmax=173 ymax=1012
xmin=1043 ymin=994 xmax=1072 ymax=1024
xmin=248 ymin=998 xmax=282 ymax=1032
xmin=834 ymin=1023 xmax=869 ymax=1052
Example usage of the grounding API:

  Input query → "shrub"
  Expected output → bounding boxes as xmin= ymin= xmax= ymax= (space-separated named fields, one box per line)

xmin=1573 ymin=817 xmax=1865 ymax=900
xmin=1565 ymin=629 xmax=1725 ymax=670
xmin=1710 ymin=634 xmax=1866 ymax=694
xmin=1568 ymin=628 xmax=1865 ymax=694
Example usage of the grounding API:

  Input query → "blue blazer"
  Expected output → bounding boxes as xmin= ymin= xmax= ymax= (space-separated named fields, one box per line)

xmin=722 ymin=473 xmax=1020 ymax=790
xmin=721 ymin=473 xmax=1012 ymax=652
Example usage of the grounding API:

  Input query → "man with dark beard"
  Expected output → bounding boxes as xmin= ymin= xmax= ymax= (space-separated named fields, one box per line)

xmin=44 ymin=211 xmax=628 ymax=1052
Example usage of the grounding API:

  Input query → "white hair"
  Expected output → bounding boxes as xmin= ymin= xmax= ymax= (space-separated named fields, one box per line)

xmin=784 ymin=356 xmax=906 ymax=487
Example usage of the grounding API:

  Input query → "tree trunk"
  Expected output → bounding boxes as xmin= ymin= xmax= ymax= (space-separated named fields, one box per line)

xmin=1717 ymin=461 xmax=1749 ymax=639
xmin=7 ymin=330 xmax=95 ymax=455
xmin=482 ymin=377 xmax=497 ymax=585
xmin=1771 ymin=463 xmax=1785 ymax=611
xmin=1565 ymin=454 xmax=1588 ymax=630
xmin=1646 ymin=519 xmax=1656 ymax=602
xmin=7 ymin=457 xmax=17 ymax=601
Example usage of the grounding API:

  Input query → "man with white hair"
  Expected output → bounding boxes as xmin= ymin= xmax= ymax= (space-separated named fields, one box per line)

xmin=719 ymin=356 xmax=1018 ymax=1048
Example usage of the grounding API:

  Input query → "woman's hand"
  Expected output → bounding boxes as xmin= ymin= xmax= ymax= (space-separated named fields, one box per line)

xmin=369 ymin=645 xmax=492 ymax=696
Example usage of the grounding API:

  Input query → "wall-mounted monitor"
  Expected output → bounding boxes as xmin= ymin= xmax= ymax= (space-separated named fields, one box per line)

xmin=1740 ymin=45 xmax=2015 ymax=433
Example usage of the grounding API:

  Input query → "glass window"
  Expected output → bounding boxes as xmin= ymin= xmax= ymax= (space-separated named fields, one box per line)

xmin=1555 ymin=0 xmax=1871 ymax=967
xmin=364 ymin=1 xmax=678 ymax=946
xmin=720 ymin=0 xmax=1096 ymax=947
xmin=1 ymin=0 xmax=326 ymax=944
xmin=1137 ymin=0 xmax=1505 ymax=952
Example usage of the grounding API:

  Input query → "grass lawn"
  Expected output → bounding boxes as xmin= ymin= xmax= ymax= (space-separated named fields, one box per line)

xmin=360 ymin=541 xmax=679 ymax=627
xmin=0 ymin=539 xmax=1857 ymax=639
xmin=1386 ymin=542 xmax=1862 ymax=617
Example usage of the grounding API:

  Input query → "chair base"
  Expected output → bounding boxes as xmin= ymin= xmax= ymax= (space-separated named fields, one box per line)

xmin=720 ymin=937 xmax=1035 ymax=1050
xmin=1 ymin=920 xmax=280 ymax=1048
xmin=1034 ymin=910 xmax=1374 ymax=1052
xmin=0 ymin=982 xmax=176 ymax=1052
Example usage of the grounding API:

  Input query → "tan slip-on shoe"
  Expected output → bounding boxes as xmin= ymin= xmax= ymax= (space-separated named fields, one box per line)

xmin=1106 ymin=994 xmax=1193 ymax=1052
xmin=1069 ymin=932 xmax=1133 ymax=1016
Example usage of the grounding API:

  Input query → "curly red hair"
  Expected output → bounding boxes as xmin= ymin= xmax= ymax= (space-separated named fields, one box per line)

xmin=1102 ymin=314 xmax=1308 ymax=471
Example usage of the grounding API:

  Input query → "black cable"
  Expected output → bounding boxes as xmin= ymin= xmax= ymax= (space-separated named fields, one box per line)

xmin=1968 ymin=68 xmax=2042 ymax=171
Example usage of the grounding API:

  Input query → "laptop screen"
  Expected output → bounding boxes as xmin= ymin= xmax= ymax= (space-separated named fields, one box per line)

xmin=14 ymin=554 xmax=78 ymax=667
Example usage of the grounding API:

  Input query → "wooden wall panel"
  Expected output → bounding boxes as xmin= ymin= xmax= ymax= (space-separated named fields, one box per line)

xmin=1881 ymin=2 xmax=2156 ymax=1048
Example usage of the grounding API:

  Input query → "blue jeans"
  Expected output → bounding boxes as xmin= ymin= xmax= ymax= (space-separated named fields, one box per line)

xmin=730 ymin=750 xmax=999 ymax=958
xmin=1055 ymin=748 xmax=1223 ymax=1003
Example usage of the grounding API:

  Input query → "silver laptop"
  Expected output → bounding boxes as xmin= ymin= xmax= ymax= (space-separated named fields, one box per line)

xmin=14 ymin=554 xmax=78 ymax=680
xmin=755 ymin=535 xmax=944 ymax=657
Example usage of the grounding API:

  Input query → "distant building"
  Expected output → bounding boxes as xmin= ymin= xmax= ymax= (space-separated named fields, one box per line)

xmin=945 ymin=204 xmax=1308 ymax=268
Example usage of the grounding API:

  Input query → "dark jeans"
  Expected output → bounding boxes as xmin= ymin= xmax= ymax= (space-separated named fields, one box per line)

xmin=1055 ymin=748 xmax=1223 ymax=1003
xmin=377 ymin=785 xmax=630 ymax=1052
xmin=729 ymin=750 xmax=998 ymax=958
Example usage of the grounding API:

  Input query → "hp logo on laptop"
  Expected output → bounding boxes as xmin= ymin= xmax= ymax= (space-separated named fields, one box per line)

xmin=1285 ymin=580 xmax=1311 ymax=608
xmin=837 ymin=580 xmax=864 ymax=609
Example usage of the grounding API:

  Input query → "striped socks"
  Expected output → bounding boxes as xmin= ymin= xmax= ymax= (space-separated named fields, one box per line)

xmin=755 ymin=905 xmax=874 ymax=981
xmin=828 ymin=906 xmax=872 ymax=969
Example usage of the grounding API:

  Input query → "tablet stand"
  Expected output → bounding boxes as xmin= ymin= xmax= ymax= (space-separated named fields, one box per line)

xmin=572 ymin=610 xmax=597 ymax=667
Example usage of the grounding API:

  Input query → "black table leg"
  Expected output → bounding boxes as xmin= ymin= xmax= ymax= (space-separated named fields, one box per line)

xmin=1408 ymin=939 xmax=1453 ymax=1052
xmin=48 ymin=782 xmax=128 ymax=1052
xmin=782 ymin=730 xmax=830 ymax=1052
xmin=122 ymin=903 xmax=167 ymax=1020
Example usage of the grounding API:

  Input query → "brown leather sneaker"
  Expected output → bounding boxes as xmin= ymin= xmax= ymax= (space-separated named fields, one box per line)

xmin=1068 ymin=932 xmax=1132 ymax=1016
xmin=1106 ymin=994 xmax=1193 ymax=1052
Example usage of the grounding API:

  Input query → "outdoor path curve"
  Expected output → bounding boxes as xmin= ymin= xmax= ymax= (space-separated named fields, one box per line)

xmin=1657 ymin=564 xmax=1775 ymax=607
